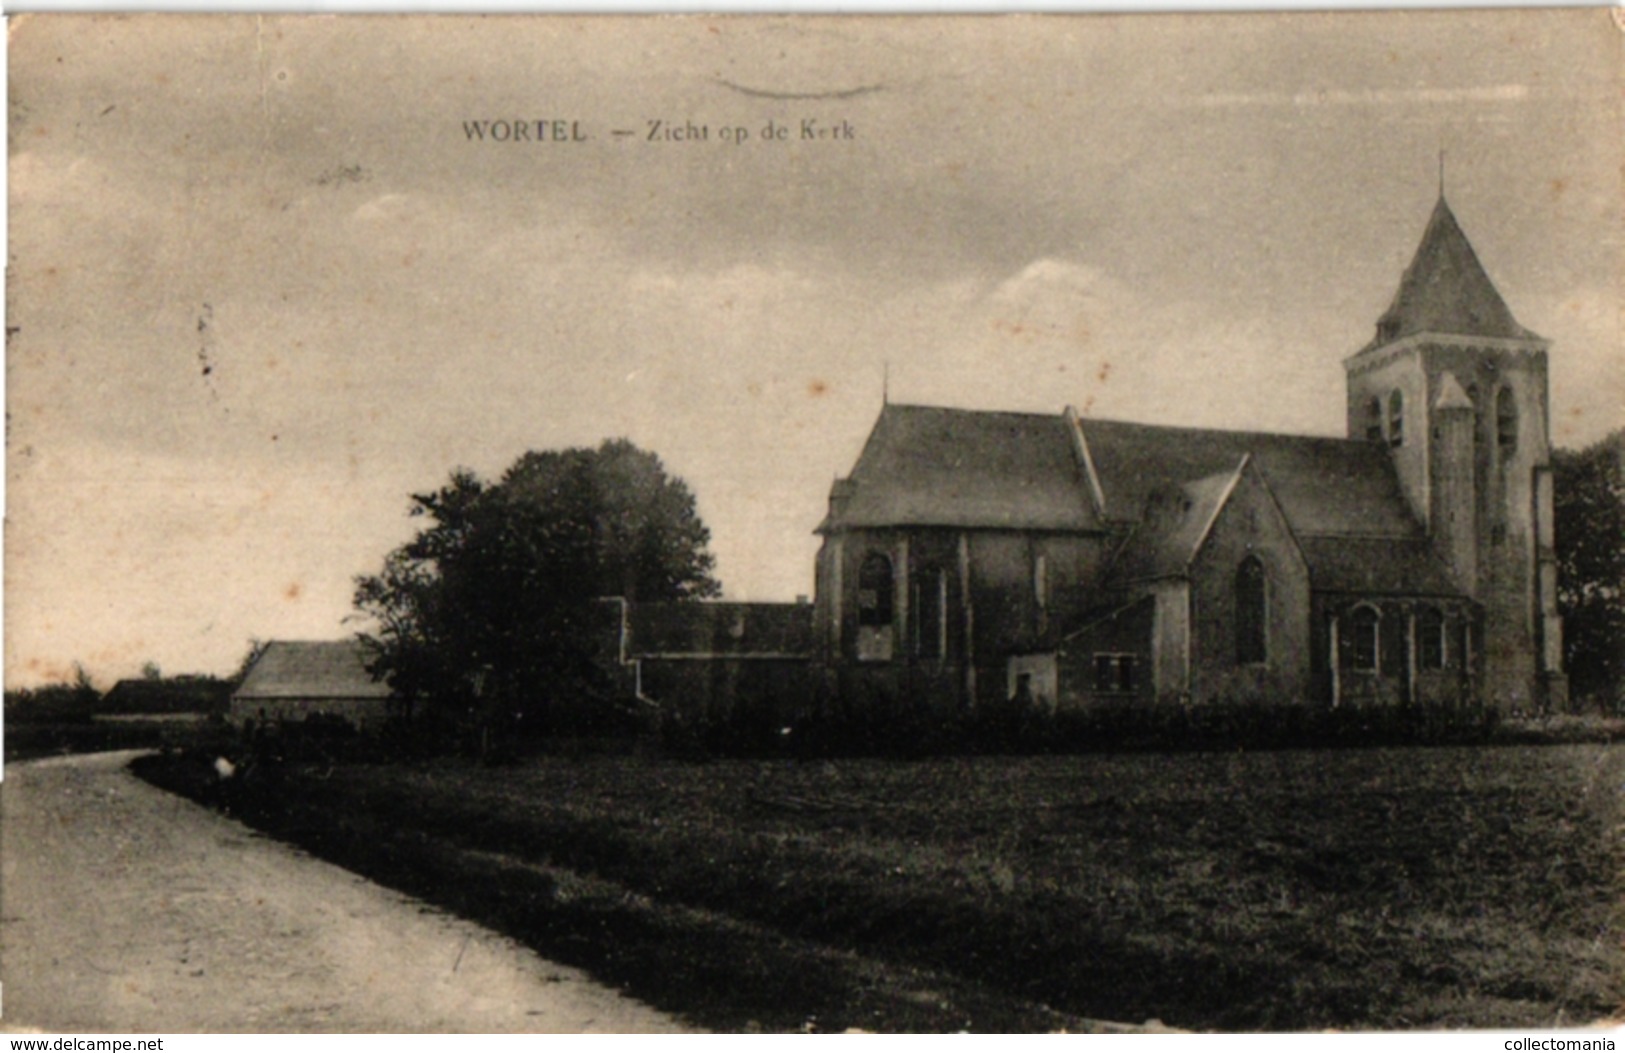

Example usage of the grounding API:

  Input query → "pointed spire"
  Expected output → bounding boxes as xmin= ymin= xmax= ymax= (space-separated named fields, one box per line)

xmin=1371 ymin=194 xmax=1539 ymax=348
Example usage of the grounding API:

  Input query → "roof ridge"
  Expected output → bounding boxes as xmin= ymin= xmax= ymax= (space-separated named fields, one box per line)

xmin=882 ymin=401 xmax=1064 ymax=421
xmin=1080 ymin=416 xmax=1364 ymax=447
xmin=265 ymin=637 xmax=362 ymax=645
xmin=1185 ymin=455 xmax=1250 ymax=571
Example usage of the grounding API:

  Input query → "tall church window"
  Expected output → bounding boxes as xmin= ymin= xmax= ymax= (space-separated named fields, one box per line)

xmin=1235 ymin=556 xmax=1267 ymax=665
xmin=857 ymin=553 xmax=893 ymax=627
xmin=1496 ymin=387 xmax=1518 ymax=456
xmin=856 ymin=552 xmax=895 ymax=662
xmin=1417 ymin=607 xmax=1446 ymax=671
xmin=1347 ymin=605 xmax=1380 ymax=672
xmin=1364 ymin=396 xmax=1383 ymax=443
xmin=1387 ymin=390 xmax=1404 ymax=448
xmin=911 ymin=567 xmax=946 ymax=659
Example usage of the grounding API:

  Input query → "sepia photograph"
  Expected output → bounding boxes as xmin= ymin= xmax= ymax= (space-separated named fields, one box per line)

xmin=3 ymin=10 xmax=1622 ymax=1034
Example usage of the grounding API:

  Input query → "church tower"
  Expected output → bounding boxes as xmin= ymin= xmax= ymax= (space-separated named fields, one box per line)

xmin=1343 ymin=194 xmax=1566 ymax=711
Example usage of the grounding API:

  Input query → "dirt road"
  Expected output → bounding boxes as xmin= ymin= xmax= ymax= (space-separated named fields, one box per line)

xmin=0 ymin=751 xmax=694 ymax=1033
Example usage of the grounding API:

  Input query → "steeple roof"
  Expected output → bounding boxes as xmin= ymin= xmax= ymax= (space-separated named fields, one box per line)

xmin=1370 ymin=196 xmax=1539 ymax=348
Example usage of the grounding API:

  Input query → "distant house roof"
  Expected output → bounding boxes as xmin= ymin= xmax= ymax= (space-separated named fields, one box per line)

xmin=627 ymin=602 xmax=814 ymax=658
xmin=820 ymin=404 xmax=1101 ymax=532
xmin=1367 ymin=195 xmax=1540 ymax=349
xmin=1077 ymin=418 xmax=1423 ymax=539
xmin=232 ymin=640 xmax=392 ymax=701
xmin=102 ymin=677 xmax=233 ymax=715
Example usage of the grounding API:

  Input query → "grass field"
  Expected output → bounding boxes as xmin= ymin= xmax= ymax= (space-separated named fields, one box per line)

xmin=135 ymin=743 xmax=1623 ymax=1032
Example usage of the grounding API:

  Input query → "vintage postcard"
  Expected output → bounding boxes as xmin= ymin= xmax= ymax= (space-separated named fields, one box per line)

xmin=4 ymin=11 xmax=1622 ymax=1035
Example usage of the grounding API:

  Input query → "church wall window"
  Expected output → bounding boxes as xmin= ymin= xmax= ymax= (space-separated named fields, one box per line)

xmin=1094 ymin=653 xmax=1136 ymax=695
xmin=855 ymin=551 xmax=896 ymax=661
xmin=1364 ymin=396 xmax=1383 ymax=443
xmin=1496 ymin=386 xmax=1518 ymax=456
xmin=1235 ymin=556 xmax=1267 ymax=665
xmin=1387 ymin=390 xmax=1404 ymax=448
xmin=857 ymin=553 xmax=894 ymax=626
xmin=1346 ymin=605 xmax=1380 ymax=673
xmin=1418 ymin=607 xmax=1446 ymax=671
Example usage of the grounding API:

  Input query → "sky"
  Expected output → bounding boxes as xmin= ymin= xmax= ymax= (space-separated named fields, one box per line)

xmin=6 ymin=11 xmax=1621 ymax=688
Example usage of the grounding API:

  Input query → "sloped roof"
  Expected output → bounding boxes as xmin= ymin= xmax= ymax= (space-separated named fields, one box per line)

xmin=1077 ymin=418 xmax=1422 ymax=538
xmin=1298 ymin=537 xmax=1464 ymax=597
xmin=1369 ymin=196 xmax=1539 ymax=347
xmin=627 ymin=602 xmax=814 ymax=657
xmin=1058 ymin=595 xmax=1157 ymax=650
xmin=820 ymin=404 xmax=1099 ymax=532
xmin=1107 ymin=465 xmax=1241 ymax=583
xmin=822 ymin=403 xmax=1467 ymax=600
xmin=233 ymin=640 xmax=392 ymax=701
xmin=102 ymin=677 xmax=232 ymax=714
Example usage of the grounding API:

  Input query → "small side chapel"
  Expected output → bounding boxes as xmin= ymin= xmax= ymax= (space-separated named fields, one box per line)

xmin=812 ymin=193 xmax=1567 ymax=713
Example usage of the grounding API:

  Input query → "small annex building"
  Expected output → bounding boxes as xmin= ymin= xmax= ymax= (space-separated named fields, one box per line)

xmin=599 ymin=598 xmax=815 ymax=723
xmin=813 ymin=194 xmax=1566 ymax=713
xmin=229 ymin=639 xmax=396 ymax=728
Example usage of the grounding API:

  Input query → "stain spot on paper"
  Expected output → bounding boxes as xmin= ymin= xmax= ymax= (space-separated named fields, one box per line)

xmin=197 ymin=303 xmax=217 ymax=384
xmin=315 ymin=163 xmax=367 ymax=188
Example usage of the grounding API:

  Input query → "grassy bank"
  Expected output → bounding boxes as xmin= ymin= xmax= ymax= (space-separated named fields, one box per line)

xmin=135 ymin=744 xmax=1623 ymax=1032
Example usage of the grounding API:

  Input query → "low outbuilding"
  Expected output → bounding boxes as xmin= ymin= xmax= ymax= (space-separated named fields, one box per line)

xmin=229 ymin=639 xmax=395 ymax=729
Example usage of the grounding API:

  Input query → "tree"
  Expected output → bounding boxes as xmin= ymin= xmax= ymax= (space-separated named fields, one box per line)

xmin=4 ymin=662 xmax=101 ymax=723
xmin=141 ymin=661 xmax=162 ymax=681
xmin=1553 ymin=430 xmax=1624 ymax=710
xmin=354 ymin=440 xmax=720 ymax=739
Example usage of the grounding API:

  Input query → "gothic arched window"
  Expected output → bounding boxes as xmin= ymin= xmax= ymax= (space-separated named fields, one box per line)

xmin=1387 ymin=390 xmax=1405 ymax=448
xmin=1364 ymin=396 xmax=1384 ymax=443
xmin=1417 ymin=607 xmax=1446 ymax=671
xmin=857 ymin=553 xmax=893 ymax=628
xmin=1497 ymin=387 xmax=1518 ymax=456
xmin=1235 ymin=557 xmax=1267 ymax=665
xmin=1346 ymin=605 xmax=1380 ymax=673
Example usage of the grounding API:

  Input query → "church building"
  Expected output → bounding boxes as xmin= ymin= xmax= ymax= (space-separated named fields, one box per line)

xmin=813 ymin=194 xmax=1567 ymax=713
